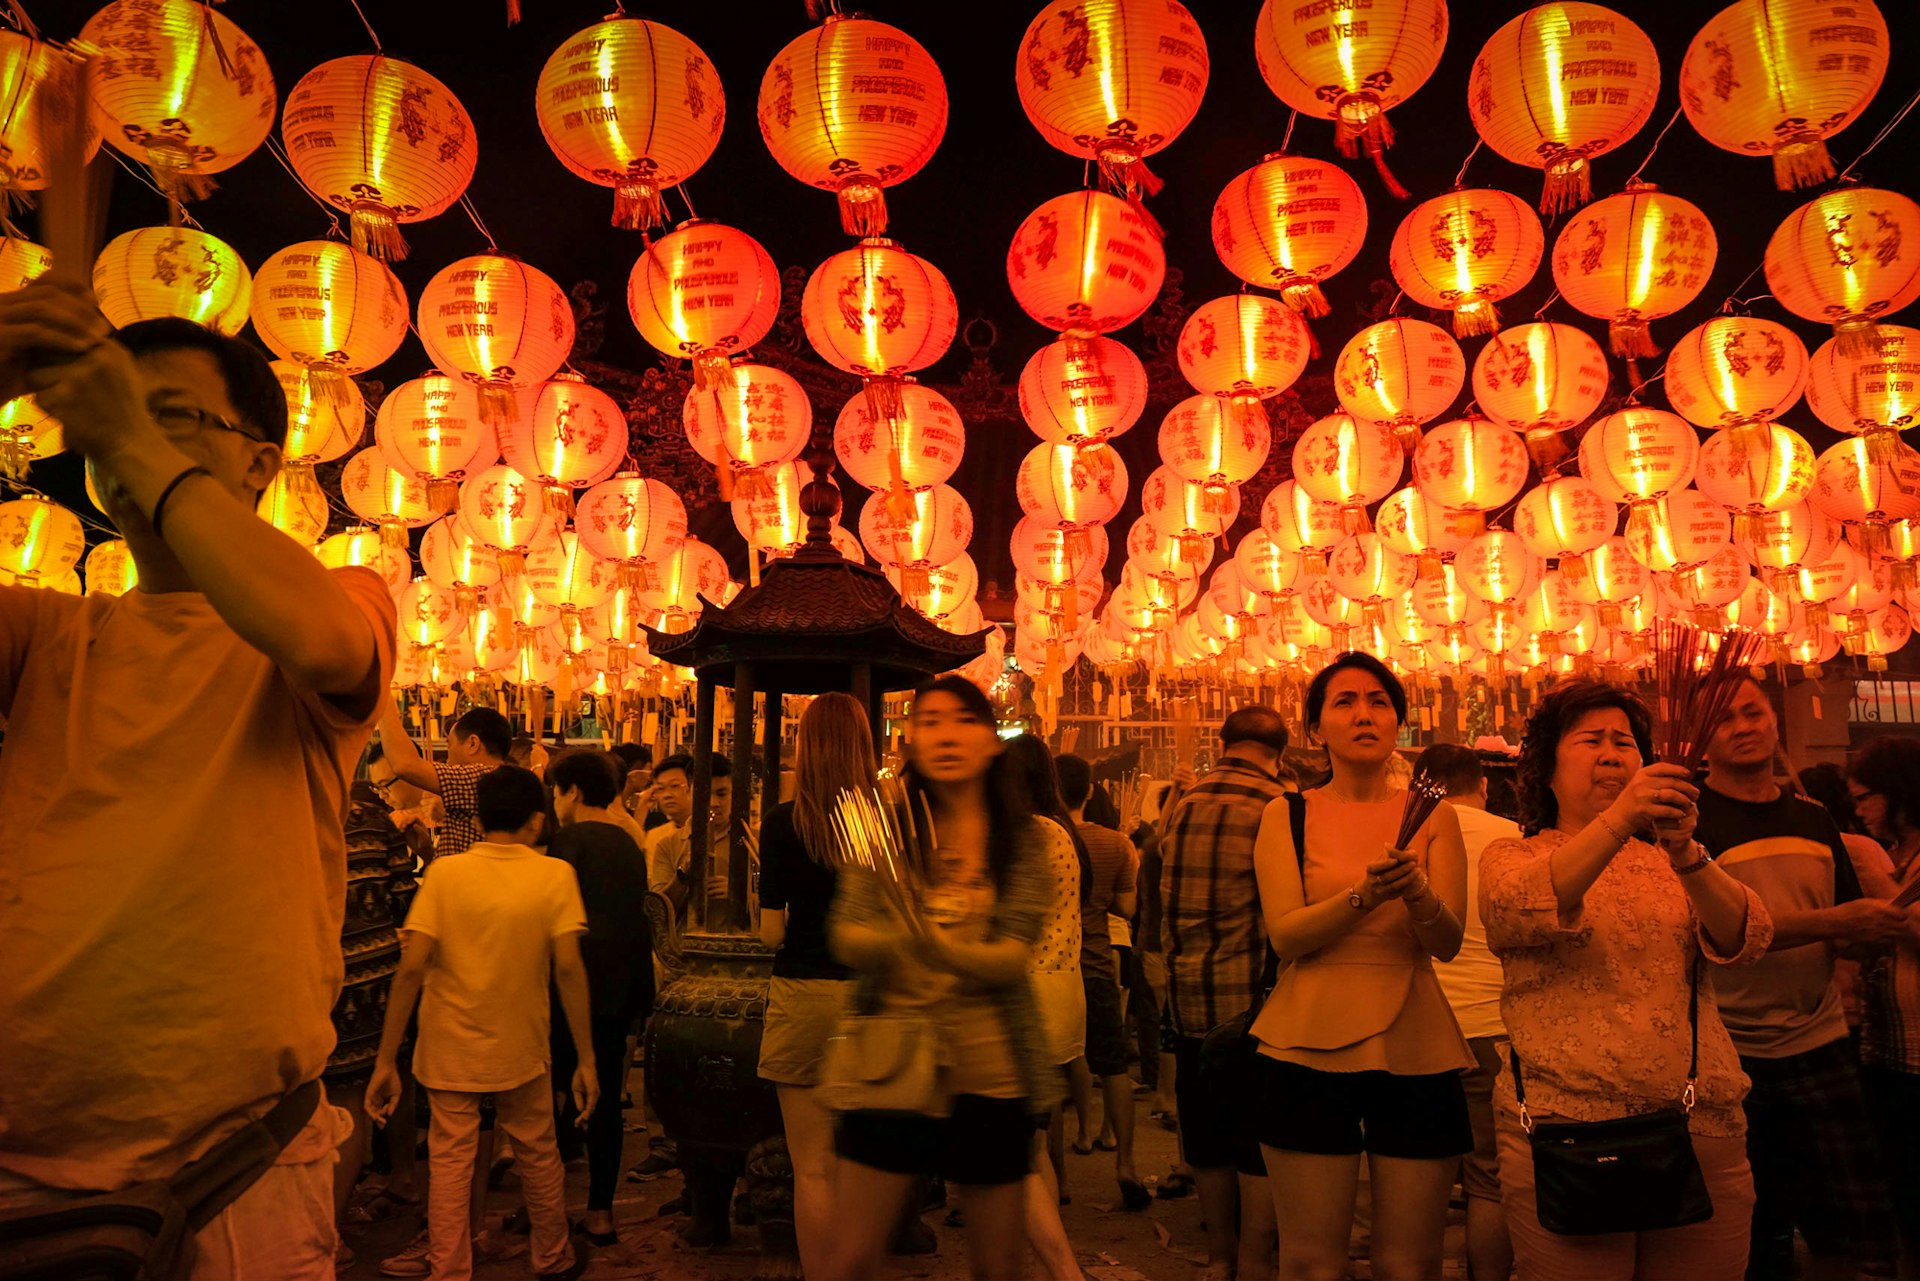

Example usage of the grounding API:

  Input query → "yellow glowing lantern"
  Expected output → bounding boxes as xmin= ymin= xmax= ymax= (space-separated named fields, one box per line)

xmin=417 ymin=254 xmax=575 ymax=426
xmin=1017 ymin=442 xmax=1129 ymax=531
xmin=1412 ymin=416 xmax=1530 ymax=513
xmin=1456 ymin=528 xmax=1544 ymax=623
xmin=1625 ymin=486 xmax=1732 ymax=573
xmin=1018 ymin=335 xmax=1149 ymax=447
xmin=898 ymin=552 xmax=981 ymax=624
xmin=1212 ymin=152 xmax=1369 ymax=315
xmin=1008 ymin=190 xmax=1165 ymax=335
xmin=537 ymin=17 xmax=724 ymax=230
xmin=1157 ymin=395 xmax=1269 ymax=497
xmin=1804 ymin=325 xmax=1919 ymax=466
xmin=93 ymin=227 xmax=251 ymax=335
xmin=1811 ymin=435 xmax=1920 ymax=556
xmin=1514 ymin=476 xmax=1618 ymax=586
xmin=1662 ymin=316 xmax=1809 ymax=460
xmin=1552 ymin=183 xmax=1718 ymax=356
xmin=251 ymin=241 xmax=408 ymax=406
xmin=0 ymin=495 xmax=83 ymax=582
xmin=804 ymin=238 xmax=957 ymax=423
xmin=500 ymin=373 xmax=630 ymax=509
xmin=396 ymin=577 xmax=464 ymax=649
xmin=282 ymin=55 xmax=476 ymax=261
xmin=1016 ymin=0 xmax=1208 ymax=201
xmin=84 ymin=539 xmax=137 ymax=596
xmin=1252 ymin=0 xmax=1447 ymax=187
xmin=1329 ymin=533 xmax=1418 ymax=626
xmin=375 ymin=372 xmax=499 ymax=508
xmin=860 ymin=482 xmax=973 ymax=592
xmin=1260 ymin=478 xmax=1345 ymax=574
xmin=82 ymin=0 xmax=274 ymax=205
xmin=833 ymin=381 xmax=963 ymax=506
xmin=525 ymin=531 xmax=618 ymax=617
xmin=316 ymin=526 xmax=410 ymax=593
xmin=1291 ymin=413 xmax=1405 ymax=531
xmin=1143 ymin=464 xmax=1239 ymax=554
xmin=641 ymin=538 xmax=736 ymax=629
xmin=1013 ymin=515 xmax=1110 ymax=600
xmin=1737 ymin=499 xmax=1842 ymax=589
xmin=419 ymin=515 xmax=503 ymax=600
xmin=258 ymin=466 xmax=329 ymax=543
xmin=760 ymin=14 xmax=947 ymax=235
xmin=1695 ymin=422 xmax=1815 ymax=542
xmin=459 ymin=464 xmax=556 ymax=578
xmin=627 ymin=220 xmax=782 ymax=388
xmin=574 ymin=472 xmax=689 ymax=588
xmin=1473 ymin=321 xmax=1609 ymax=470
xmin=0 ymin=395 xmax=62 ymax=476
xmin=1568 ymin=537 xmax=1651 ymax=626
xmin=686 ymin=362 xmax=814 ymax=497
xmin=1467 ymin=3 xmax=1662 ymax=213
xmin=0 ymin=236 xmax=52 ymax=292
xmin=1334 ymin=318 xmax=1466 ymax=448
xmin=1765 ymin=186 xmax=1920 ymax=357
xmin=0 ymin=33 xmax=98 ymax=204
xmin=341 ymin=446 xmax=438 ymax=546
xmin=732 ymin=461 xmax=819 ymax=558
xmin=1376 ymin=485 xmax=1485 ymax=580
xmin=1388 ymin=188 xmax=1544 ymax=336
xmin=1234 ymin=527 xmax=1301 ymax=603
xmin=1578 ymin=406 xmax=1700 ymax=544
xmin=1680 ymin=0 xmax=1889 ymax=189
xmin=271 ymin=360 xmax=362 ymax=479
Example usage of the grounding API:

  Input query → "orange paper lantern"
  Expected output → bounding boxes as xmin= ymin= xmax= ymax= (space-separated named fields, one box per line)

xmin=0 ymin=236 xmax=52 ymax=291
xmin=418 ymin=254 xmax=575 ymax=425
xmin=1333 ymin=318 xmax=1466 ymax=445
xmin=627 ymin=220 xmax=782 ymax=387
xmin=1017 ymin=442 xmax=1129 ymax=530
xmin=897 ymin=552 xmax=981 ymax=623
xmin=1329 ymin=533 xmax=1418 ymax=615
xmin=1662 ymin=316 xmax=1808 ymax=446
xmin=1736 ymin=499 xmax=1841 ymax=585
xmin=282 ymin=55 xmax=476 ymax=261
xmin=1625 ymin=486 xmax=1732 ymax=572
xmin=458 ymin=464 xmax=556 ymax=576
xmin=1579 ymin=405 xmax=1700 ymax=546
xmin=0 ymin=495 xmax=82 ymax=581
xmin=686 ymin=362 xmax=813 ymax=492
xmin=375 ymin=372 xmax=499 ymax=506
xmin=84 ymin=539 xmax=137 ymax=596
xmin=803 ymin=239 xmax=957 ymax=390
xmin=316 ymin=527 xmax=410 ymax=593
xmin=257 ymin=466 xmax=328 ymax=544
xmin=537 ymin=17 xmax=725 ymax=231
xmin=1695 ymin=422 xmax=1816 ymax=542
xmin=1456 ymin=528 xmax=1544 ymax=619
xmin=0 ymin=395 xmax=62 ymax=474
xmin=1388 ymin=188 xmax=1544 ymax=336
xmin=1375 ymin=485 xmax=1486 ymax=578
xmin=1467 ymin=3 xmax=1662 ymax=213
xmin=1804 ymin=326 xmax=1919 ymax=454
xmin=1412 ymin=416 xmax=1530 ymax=512
xmin=1472 ymin=321 xmax=1609 ymax=468
xmin=1143 ymin=465 xmax=1240 ymax=546
xmin=759 ymin=15 xmax=948 ymax=235
xmin=419 ymin=515 xmax=504 ymax=595
xmin=1291 ymin=413 xmax=1405 ymax=528
xmin=501 ymin=373 xmax=630 ymax=496
xmin=574 ymin=473 xmax=689 ymax=582
xmin=640 ymin=538 xmax=736 ymax=625
xmin=1261 ymin=477 xmax=1348 ymax=572
xmin=1514 ymin=474 xmax=1619 ymax=582
xmin=341 ymin=447 xmax=437 ymax=542
xmin=1551 ymin=182 xmax=1718 ymax=356
xmin=731 ymin=462 xmax=823 ymax=557
xmin=1567 ymin=536 xmax=1651 ymax=618
xmin=1234 ymin=527 xmax=1301 ymax=602
xmin=1212 ymin=152 xmax=1368 ymax=315
xmin=1018 ymin=335 xmax=1148 ymax=447
xmin=250 ymin=240 xmax=408 ymax=406
xmin=93 ymin=226 xmax=251 ymax=335
xmin=1766 ymin=187 xmax=1920 ymax=357
xmin=834 ymin=381 xmax=963 ymax=497
xmin=1012 ymin=514 xmax=1109 ymax=584
xmin=1158 ymin=395 xmax=1270 ymax=493
xmin=1177 ymin=293 xmax=1310 ymax=405
xmin=1015 ymin=0 xmax=1208 ymax=200
xmin=396 ymin=577 xmax=466 ymax=648
xmin=0 ymin=33 xmax=98 ymax=201
xmin=1679 ymin=0 xmax=1889 ymax=190
xmin=1252 ymin=0 xmax=1447 ymax=189
xmin=860 ymin=482 xmax=973 ymax=574
xmin=1008 ymin=190 xmax=1165 ymax=335
xmin=1811 ymin=436 xmax=1920 ymax=555
xmin=82 ymin=0 xmax=274 ymax=204
xmin=525 ymin=531 xmax=618 ymax=614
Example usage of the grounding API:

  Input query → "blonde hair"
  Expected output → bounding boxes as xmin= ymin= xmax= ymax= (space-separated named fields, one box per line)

xmin=792 ymin=692 xmax=878 ymax=865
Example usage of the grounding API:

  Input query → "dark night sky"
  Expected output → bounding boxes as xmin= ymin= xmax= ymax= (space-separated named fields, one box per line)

xmin=21 ymin=0 xmax=1920 ymax=598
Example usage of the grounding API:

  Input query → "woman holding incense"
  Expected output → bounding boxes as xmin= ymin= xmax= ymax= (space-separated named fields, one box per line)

xmin=1248 ymin=651 xmax=1472 ymax=1281
xmin=1484 ymin=679 xmax=1771 ymax=1281
xmin=822 ymin=675 xmax=1066 ymax=1281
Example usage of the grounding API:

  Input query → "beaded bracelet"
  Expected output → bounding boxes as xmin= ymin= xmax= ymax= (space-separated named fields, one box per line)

xmin=150 ymin=465 xmax=212 ymax=540
xmin=1596 ymin=812 xmax=1632 ymax=846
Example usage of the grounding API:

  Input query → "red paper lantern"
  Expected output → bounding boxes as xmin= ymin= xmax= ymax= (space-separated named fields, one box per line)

xmin=1737 ymin=499 xmax=1841 ymax=585
xmin=1412 ymin=416 xmax=1529 ymax=513
xmin=251 ymin=240 xmax=408 ymax=404
xmin=316 ymin=527 xmax=410 ymax=593
xmin=1695 ymin=422 xmax=1816 ymax=542
xmin=1456 ymin=529 xmax=1544 ymax=620
xmin=82 ymin=0 xmax=274 ymax=205
xmin=1143 ymin=464 xmax=1240 ymax=547
xmin=537 ymin=17 xmax=724 ymax=231
xmin=803 ymin=239 xmax=958 ymax=407
xmin=1804 ymin=326 xmax=1919 ymax=455
xmin=1515 ymin=474 xmax=1619 ymax=584
xmin=860 ymin=482 xmax=973 ymax=576
xmin=731 ymin=461 xmax=821 ymax=557
xmin=1765 ymin=187 xmax=1920 ymax=357
xmin=759 ymin=15 xmax=947 ymax=235
xmin=1552 ymin=182 xmax=1718 ymax=356
xmin=1680 ymin=0 xmax=1889 ymax=190
xmin=1811 ymin=436 xmax=1920 ymax=555
xmin=1468 ymin=3 xmax=1662 ymax=213
xmin=1158 ymin=394 xmax=1270 ymax=493
xmin=1018 ymin=335 xmax=1148 ymax=447
xmin=93 ymin=227 xmax=251 ymax=335
xmin=1008 ymin=190 xmax=1165 ymax=335
xmin=458 ymin=465 xmax=557 ymax=576
xmin=1261 ymin=478 xmax=1347 ymax=572
xmin=897 ymin=552 xmax=981 ymax=623
xmin=1011 ymin=514 xmax=1110 ymax=584
xmin=0 ymin=34 xmax=97 ymax=204
xmin=418 ymin=254 xmax=575 ymax=425
xmin=341 ymin=447 xmax=437 ymax=544
xmin=1234 ymin=527 xmax=1301 ymax=602
xmin=1662 ymin=317 xmax=1809 ymax=452
xmin=1178 ymin=294 xmax=1310 ymax=404
xmin=501 ymin=373 xmax=630 ymax=498
xmin=1329 ymin=533 xmax=1418 ymax=615
xmin=1578 ymin=406 xmax=1700 ymax=514
xmin=1334 ymin=319 xmax=1466 ymax=446
xmin=1291 ymin=413 xmax=1405 ymax=529
xmin=1388 ymin=188 xmax=1544 ymax=336
xmin=1212 ymin=152 xmax=1368 ymax=315
xmin=834 ymin=381 xmax=964 ymax=497
xmin=282 ymin=55 xmax=476 ymax=261
xmin=685 ymin=362 xmax=812 ymax=493
xmin=1252 ymin=0 xmax=1447 ymax=184
xmin=1017 ymin=442 xmax=1129 ymax=530
xmin=1376 ymin=485 xmax=1486 ymax=578
xmin=1473 ymin=321 xmax=1609 ymax=471
xmin=1625 ymin=486 xmax=1731 ymax=572
xmin=376 ymin=372 xmax=499 ymax=507
xmin=628 ymin=220 xmax=782 ymax=387
xmin=1015 ymin=0 xmax=1208 ymax=201
xmin=575 ymin=473 xmax=689 ymax=587
xmin=420 ymin=515 xmax=504 ymax=596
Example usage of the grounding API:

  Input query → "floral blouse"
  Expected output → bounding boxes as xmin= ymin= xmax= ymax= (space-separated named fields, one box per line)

xmin=1482 ymin=830 xmax=1773 ymax=1138
xmin=1030 ymin=817 xmax=1082 ymax=975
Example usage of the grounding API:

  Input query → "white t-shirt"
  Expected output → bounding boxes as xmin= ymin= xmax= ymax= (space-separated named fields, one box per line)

xmin=1436 ymin=804 xmax=1522 ymax=1041
xmin=403 ymin=841 xmax=587 ymax=1092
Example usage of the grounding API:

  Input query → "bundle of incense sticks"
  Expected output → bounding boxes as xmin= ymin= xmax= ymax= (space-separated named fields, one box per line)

xmin=1653 ymin=620 xmax=1770 ymax=772
xmin=829 ymin=779 xmax=924 ymax=922
xmin=39 ymin=40 xmax=109 ymax=276
xmin=1395 ymin=767 xmax=1450 ymax=850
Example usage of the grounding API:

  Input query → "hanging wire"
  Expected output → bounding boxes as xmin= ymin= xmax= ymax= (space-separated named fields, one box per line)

xmin=103 ymin=151 xmax=205 ymax=229
xmin=459 ymin=195 xmax=499 ymax=252
xmin=1532 ymin=289 xmax=1560 ymax=320
xmin=1453 ymin=139 xmax=1483 ymax=189
xmin=261 ymin=135 xmax=347 ymax=237
xmin=1 ymin=1 xmax=40 ymax=39
xmin=1280 ymin=110 xmax=1297 ymax=155
xmin=1625 ymin=107 xmax=1686 ymax=186
xmin=677 ymin=180 xmax=699 ymax=222
xmin=345 ymin=0 xmax=383 ymax=49
xmin=1835 ymin=84 xmax=1920 ymax=182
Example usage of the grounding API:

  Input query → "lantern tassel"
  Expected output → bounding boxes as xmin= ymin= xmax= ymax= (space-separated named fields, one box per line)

xmin=862 ymin=376 xmax=904 ymax=428
xmin=1280 ymin=279 xmax=1330 ymax=318
xmin=426 ymin=478 xmax=459 ymax=512
xmin=613 ymin=183 xmax=669 ymax=232
xmin=693 ymin=351 xmax=736 ymax=391
xmin=349 ymin=203 xmax=408 ymax=262
xmin=1772 ymin=136 xmax=1834 ymax=191
xmin=838 ymin=179 xmax=888 ymax=237
xmin=1834 ymin=318 xmax=1884 ymax=360
xmin=1865 ymin=428 xmax=1899 ymax=466
xmin=476 ymin=384 xmax=520 ymax=426
xmin=497 ymin=549 xmax=526 ymax=579
xmin=1540 ymin=153 xmax=1592 ymax=216
xmin=713 ymin=462 xmax=735 ymax=503
xmin=1558 ymin=551 xmax=1589 ymax=586
xmin=1417 ymin=551 xmax=1443 ymax=582
xmin=379 ymin=519 xmax=408 ymax=550
xmin=543 ymin=485 xmax=576 ymax=522
xmin=1609 ymin=317 xmax=1660 ymax=358
xmin=1525 ymin=425 xmax=1570 ymax=475
xmin=1334 ymin=104 xmax=1410 ymax=200
xmin=1452 ymin=296 xmax=1499 ymax=338
xmin=1391 ymin=420 xmax=1422 ymax=455
xmin=306 ymin=366 xmax=356 ymax=410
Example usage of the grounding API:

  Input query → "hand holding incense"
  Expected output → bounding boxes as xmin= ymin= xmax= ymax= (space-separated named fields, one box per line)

xmin=1394 ymin=767 xmax=1450 ymax=851
xmin=831 ymin=780 xmax=925 ymax=933
xmin=1652 ymin=621 xmax=1770 ymax=773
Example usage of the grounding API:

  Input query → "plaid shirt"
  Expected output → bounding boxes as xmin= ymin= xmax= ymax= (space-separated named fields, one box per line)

xmin=431 ymin=763 xmax=487 ymax=860
xmin=1159 ymin=758 xmax=1287 ymax=1037
xmin=1866 ymin=851 xmax=1920 ymax=1074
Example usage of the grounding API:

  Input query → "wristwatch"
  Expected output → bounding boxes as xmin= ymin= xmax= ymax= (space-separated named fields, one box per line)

xmin=1347 ymin=885 xmax=1366 ymax=909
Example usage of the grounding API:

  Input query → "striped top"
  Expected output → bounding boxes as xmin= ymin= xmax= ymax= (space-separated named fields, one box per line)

xmin=1865 ymin=846 xmax=1920 ymax=1074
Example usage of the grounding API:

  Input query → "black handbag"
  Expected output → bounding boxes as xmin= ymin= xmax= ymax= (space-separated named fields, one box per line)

xmin=1510 ymin=959 xmax=1713 ymax=1237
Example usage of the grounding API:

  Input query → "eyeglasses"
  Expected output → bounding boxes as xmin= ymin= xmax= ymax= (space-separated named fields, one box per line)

xmin=151 ymin=403 xmax=266 ymax=443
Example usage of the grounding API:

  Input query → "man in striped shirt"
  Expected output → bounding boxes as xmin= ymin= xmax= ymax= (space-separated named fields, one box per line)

xmin=1160 ymin=706 xmax=1291 ymax=1281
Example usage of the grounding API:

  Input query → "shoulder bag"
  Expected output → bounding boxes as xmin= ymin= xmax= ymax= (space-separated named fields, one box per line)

xmin=1509 ymin=958 xmax=1713 ymax=1236
xmin=1199 ymin=792 xmax=1303 ymax=1078
xmin=0 ymin=1079 xmax=321 ymax=1281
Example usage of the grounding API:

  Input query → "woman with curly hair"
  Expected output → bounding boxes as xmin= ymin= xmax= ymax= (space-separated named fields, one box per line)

xmin=1483 ymin=679 xmax=1773 ymax=1280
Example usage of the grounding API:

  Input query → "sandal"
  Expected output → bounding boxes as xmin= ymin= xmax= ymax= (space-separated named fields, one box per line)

xmin=1155 ymin=1171 xmax=1196 ymax=1200
xmin=1070 ymin=1140 xmax=1094 ymax=1156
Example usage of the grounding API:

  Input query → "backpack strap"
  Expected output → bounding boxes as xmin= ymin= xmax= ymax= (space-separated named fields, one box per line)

xmin=1284 ymin=791 xmax=1307 ymax=874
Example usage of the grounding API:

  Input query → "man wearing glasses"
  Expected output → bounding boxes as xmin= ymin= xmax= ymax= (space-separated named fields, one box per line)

xmin=0 ymin=280 xmax=395 ymax=1280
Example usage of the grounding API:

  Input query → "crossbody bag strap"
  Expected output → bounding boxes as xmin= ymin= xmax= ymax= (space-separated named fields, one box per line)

xmin=168 ymin=1079 xmax=321 ymax=1233
xmin=1683 ymin=951 xmax=1699 ymax=1113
